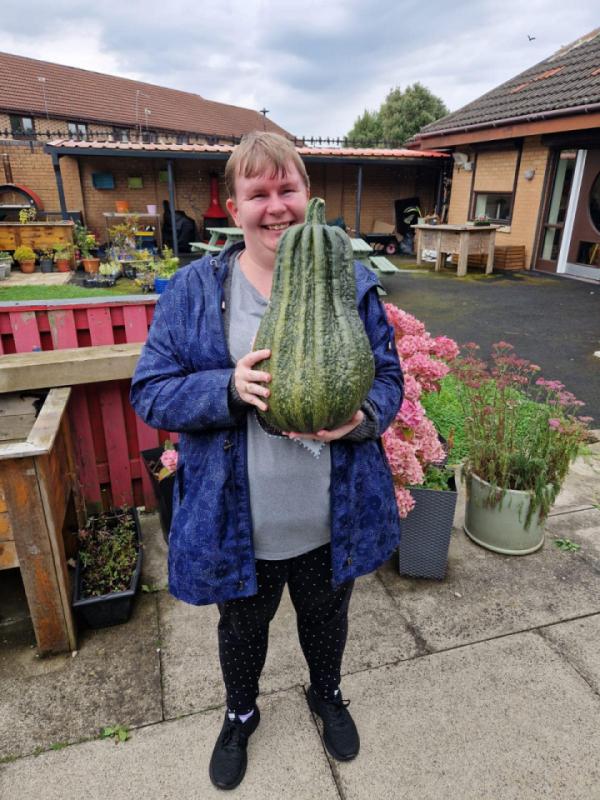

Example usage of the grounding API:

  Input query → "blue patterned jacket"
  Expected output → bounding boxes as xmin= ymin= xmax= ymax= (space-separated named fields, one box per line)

xmin=130 ymin=244 xmax=403 ymax=605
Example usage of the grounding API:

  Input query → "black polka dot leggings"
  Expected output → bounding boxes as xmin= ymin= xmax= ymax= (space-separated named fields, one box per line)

xmin=217 ymin=543 xmax=354 ymax=714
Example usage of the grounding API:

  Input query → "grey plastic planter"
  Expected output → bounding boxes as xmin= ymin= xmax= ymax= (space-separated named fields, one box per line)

xmin=464 ymin=473 xmax=545 ymax=555
xmin=398 ymin=476 xmax=457 ymax=580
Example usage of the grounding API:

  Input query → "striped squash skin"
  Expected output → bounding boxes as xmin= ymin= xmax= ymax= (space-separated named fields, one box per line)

xmin=253 ymin=198 xmax=375 ymax=433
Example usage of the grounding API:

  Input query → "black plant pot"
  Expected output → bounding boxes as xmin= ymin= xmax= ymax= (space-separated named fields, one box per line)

xmin=398 ymin=476 xmax=457 ymax=580
xmin=72 ymin=507 xmax=143 ymax=628
xmin=141 ymin=446 xmax=178 ymax=543
xmin=40 ymin=258 xmax=54 ymax=273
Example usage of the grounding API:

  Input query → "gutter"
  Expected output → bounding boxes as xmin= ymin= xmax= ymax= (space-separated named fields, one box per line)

xmin=413 ymin=101 xmax=600 ymax=142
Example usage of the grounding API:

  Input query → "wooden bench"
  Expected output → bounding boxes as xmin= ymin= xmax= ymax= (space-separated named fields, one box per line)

xmin=189 ymin=241 xmax=222 ymax=255
xmin=369 ymin=256 xmax=400 ymax=274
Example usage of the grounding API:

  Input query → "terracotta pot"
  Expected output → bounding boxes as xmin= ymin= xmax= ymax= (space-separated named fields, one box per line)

xmin=115 ymin=200 xmax=130 ymax=213
xmin=55 ymin=259 xmax=72 ymax=273
xmin=18 ymin=259 xmax=36 ymax=273
xmin=82 ymin=258 xmax=100 ymax=274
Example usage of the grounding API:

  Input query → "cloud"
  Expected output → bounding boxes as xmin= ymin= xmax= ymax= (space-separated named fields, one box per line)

xmin=1 ymin=0 xmax=598 ymax=137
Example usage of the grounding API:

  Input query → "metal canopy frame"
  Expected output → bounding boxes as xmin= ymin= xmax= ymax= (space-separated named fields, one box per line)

xmin=45 ymin=143 xmax=448 ymax=249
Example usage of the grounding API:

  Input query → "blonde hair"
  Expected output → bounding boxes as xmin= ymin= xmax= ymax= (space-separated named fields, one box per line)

xmin=225 ymin=131 xmax=310 ymax=199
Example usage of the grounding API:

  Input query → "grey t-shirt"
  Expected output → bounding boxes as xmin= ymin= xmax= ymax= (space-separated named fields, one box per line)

xmin=228 ymin=257 xmax=331 ymax=560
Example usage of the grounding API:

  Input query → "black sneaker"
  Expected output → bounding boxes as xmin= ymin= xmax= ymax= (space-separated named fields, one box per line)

xmin=306 ymin=685 xmax=360 ymax=761
xmin=209 ymin=706 xmax=260 ymax=790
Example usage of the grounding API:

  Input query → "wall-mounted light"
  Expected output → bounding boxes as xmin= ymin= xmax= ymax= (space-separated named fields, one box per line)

xmin=524 ymin=168 xmax=535 ymax=180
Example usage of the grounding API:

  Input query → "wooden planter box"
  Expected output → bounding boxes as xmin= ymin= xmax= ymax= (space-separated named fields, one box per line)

xmin=465 ymin=245 xmax=527 ymax=271
xmin=0 ymin=387 xmax=85 ymax=653
xmin=0 ymin=221 xmax=75 ymax=267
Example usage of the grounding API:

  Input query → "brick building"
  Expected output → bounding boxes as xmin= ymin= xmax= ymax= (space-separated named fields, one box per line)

xmin=0 ymin=51 xmax=447 ymax=247
xmin=409 ymin=29 xmax=600 ymax=282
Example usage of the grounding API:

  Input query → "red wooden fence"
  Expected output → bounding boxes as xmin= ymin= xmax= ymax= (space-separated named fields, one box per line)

xmin=0 ymin=298 xmax=176 ymax=511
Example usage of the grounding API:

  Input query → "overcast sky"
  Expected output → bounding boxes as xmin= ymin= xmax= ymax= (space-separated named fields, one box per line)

xmin=2 ymin=1 xmax=598 ymax=138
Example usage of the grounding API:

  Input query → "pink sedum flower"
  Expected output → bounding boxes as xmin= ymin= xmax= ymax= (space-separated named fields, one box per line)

xmin=160 ymin=448 xmax=178 ymax=473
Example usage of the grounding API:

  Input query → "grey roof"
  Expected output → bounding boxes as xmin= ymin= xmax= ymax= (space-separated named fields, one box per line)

xmin=418 ymin=29 xmax=600 ymax=137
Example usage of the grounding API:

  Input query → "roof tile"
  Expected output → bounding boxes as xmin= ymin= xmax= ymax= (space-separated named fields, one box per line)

xmin=0 ymin=51 xmax=289 ymax=139
xmin=416 ymin=28 xmax=600 ymax=136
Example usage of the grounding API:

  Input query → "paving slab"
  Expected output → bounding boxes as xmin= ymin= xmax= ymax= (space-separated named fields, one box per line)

xmin=540 ymin=614 xmax=600 ymax=694
xmin=159 ymin=570 xmax=419 ymax=719
xmin=330 ymin=632 xmax=600 ymax=800
xmin=545 ymin=507 xmax=600 ymax=571
xmin=0 ymin=686 xmax=339 ymax=800
xmin=0 ymin=594 xmax=162 ymax=761
xmin=550 ymin=447 xmax=600 ymax=514
xmin=377 ymin=521 xmax=600 ymax=653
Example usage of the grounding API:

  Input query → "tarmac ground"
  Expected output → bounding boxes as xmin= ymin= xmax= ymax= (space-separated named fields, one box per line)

xmin=382 ymin=266 xmax=600 ymax=422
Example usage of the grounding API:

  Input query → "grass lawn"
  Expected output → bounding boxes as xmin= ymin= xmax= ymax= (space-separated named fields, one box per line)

xmin=0 ymin=279 xmax=146 ymax=302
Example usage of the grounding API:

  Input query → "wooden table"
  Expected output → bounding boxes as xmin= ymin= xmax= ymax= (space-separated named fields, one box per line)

xmin=103 ymin=212 xmax=162 ymax=251
xmin=190 ymin=226 xmax=244 ymax=256
xmin=0 ymin=388 xmax=85 ymax=654
xmin=413 ymin=224 xmax=499 ymax=276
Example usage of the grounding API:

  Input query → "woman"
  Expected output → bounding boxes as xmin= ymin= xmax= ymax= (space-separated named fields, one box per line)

xmin=130 ymin=132 xmax=403 ymax=790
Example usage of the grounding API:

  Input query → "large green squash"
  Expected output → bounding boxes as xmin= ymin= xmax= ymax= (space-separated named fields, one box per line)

xmin=253 ymin=197 xmax=375 ymax=433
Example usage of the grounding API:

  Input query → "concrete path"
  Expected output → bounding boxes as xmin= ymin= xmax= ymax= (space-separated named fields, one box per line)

xmin=1 ymin=440 xmax=599 ymax=799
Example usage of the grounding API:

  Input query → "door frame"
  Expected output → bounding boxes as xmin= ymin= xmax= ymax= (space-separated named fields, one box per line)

xmin=558 ymin=149 xmax=600 ymax=280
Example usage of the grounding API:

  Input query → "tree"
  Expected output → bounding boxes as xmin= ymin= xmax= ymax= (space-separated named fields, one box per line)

xmin=346 ymin=82 xmax=448 ymax=147
xmin=346 ymin=109 xmax=383 ymax=146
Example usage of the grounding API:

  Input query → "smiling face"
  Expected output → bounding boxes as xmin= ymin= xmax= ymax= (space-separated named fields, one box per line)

xmin=226 ymin=162 xmax=310 ymax=270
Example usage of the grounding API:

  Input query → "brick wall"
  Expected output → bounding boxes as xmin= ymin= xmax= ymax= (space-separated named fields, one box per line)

xmin=309 ymin=162 xmax=438 ymax=233
xmin=474 ymin=149 xmax=519 ymax=192
xmin=446 ymin=137 xmax=550 ymax=267
xmin=0 ymin=139 xmax=83 ymax=212
xmin=447 ymin=157 xmax=474 ymax=224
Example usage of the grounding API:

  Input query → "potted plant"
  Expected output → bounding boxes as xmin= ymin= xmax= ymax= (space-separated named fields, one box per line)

xmin=18 ymin=206 xmax=37 ymax=224
xmin=108 ymin=217 xmax=138 ymax=261
xmin=53 ymin=242 xmax=73 ymax=272
xmin=398 ymin=462 xmax=458 ymax=580
xmin=74 ymin=224 xmax=100 ymax=273
xmin=140 ymin=440 xmax=179 ymax=542
xmin=38 ymin=247 xmax=54 ymax=273
xmin=472 ymin=214 xmax=491 ymax=227
xmin=404 ymin=206 xmax=425 ymax=225
xmin=99 ymin=260 xmax=121 ymax=286
xmin=153 ymin=246 xmax=179 ymax=294
xmin=72 ymin=507 xmax=143 ymax=628
xmin=382 ymin=304 xmax=460 ymax=577
xmin=13 ymin=244 xmax=37 ymax=273
xmin=0 ymin=251 xmax=12 ymax=279
xmin=452 ymin=342 xmax=591 ymax=555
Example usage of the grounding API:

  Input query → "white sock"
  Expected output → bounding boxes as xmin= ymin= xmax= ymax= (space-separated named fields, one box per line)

xmin=228 ymin=708 xmax=254 ymax=724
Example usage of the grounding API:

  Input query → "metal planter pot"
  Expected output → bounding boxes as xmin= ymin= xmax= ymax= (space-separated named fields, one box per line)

xmin=464 ymin=473 xmax=545 ymax=555
xmin=398 ymin=476 xmax=457 ymax=580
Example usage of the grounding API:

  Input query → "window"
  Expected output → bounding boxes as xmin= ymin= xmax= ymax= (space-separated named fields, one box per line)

xmin=68 ymin=122 xmax=88 ymax=139
xmin=9 ymin=115 xmax=35 ymax=138
xmin=472 ymin=192 xmax=512 ymax=223
xmin=141 ymin=131 xmax=157 ymax=143
xmin=112 ymin=127 xmax=129 ymax=143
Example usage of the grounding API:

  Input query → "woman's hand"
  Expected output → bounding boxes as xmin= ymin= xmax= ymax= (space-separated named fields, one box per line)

xmin=234 ymin=349 xmax=271 ymax=412
xmin=285 ymin=410 xmax=364 ymax=443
